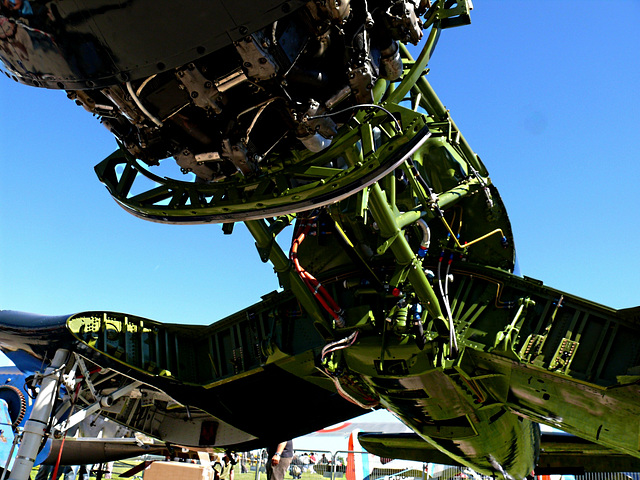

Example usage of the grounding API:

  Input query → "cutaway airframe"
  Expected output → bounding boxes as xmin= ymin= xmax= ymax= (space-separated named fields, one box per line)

xmin=0 ymin=1 xmax=639 ymax=479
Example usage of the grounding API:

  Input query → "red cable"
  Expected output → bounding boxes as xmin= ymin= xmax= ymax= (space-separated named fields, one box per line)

xmin=290 ymin=220 xmax=343 ymax=321
xmin=52 ymin=381 xmax=82 ymax=478
xmin=51 ymin=434 xmax=66 ymax=480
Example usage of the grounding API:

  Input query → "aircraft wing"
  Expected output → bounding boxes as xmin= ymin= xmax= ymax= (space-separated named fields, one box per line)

xmin=358 ymin=431 xmax=640 ymax=474
xmin=1 ymin=1 xmax=637 ymax=477
xmin=0 ymin=291 xmax=369 ymax=451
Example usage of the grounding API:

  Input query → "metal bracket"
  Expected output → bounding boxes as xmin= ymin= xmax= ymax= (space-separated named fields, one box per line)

xmin=75 ymin=353 xmax=98 ymax=400
xmin=377 ymin=232 xmax=400 ymax=255
xmin=549 ymin=338 xmax=579 ymax=374
xmin=493 ymin=297 xmax=534 ymax=359
xmin=520 ymin=295 xmax=564 ymax=365
xmin=424 ymin=0 xmax=473 ymax=29
xmin=53 ymin=379 xmax=143 ymax=436
xmin=175 ymin=63 xmax=224 ymax=114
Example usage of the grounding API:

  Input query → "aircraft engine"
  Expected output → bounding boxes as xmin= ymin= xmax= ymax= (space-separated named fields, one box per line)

xmin=4 ymin=0 xmax=431 ymax=183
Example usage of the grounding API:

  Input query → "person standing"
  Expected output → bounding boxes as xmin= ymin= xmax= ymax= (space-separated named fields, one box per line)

xmin=266 ymin=440 xmax=293 ymax=480
xmin=213 ymin=451 xmax=237 ymax=480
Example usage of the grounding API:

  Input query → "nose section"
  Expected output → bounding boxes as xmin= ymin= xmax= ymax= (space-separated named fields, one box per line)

xmin=0 ymin=310 xmax=72 ymax=373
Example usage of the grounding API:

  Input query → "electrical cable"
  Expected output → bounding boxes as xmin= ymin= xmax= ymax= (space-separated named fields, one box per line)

xmin=460 ymin=375 xmax=486 ymax=404
xmin=51 ymin=378 xmax=81 ymax=480
xmin=126 ymin=82 xmax=163 ymax=128
xmin=438 ymin=238 xmax=458 ymax=358
xmin=290 ymin=214 xmax=345 ymax=327
xmin=321 ymin=331 xmax=359 ymax=362
xmin=444 ymin=214 xmax=463 ymax=320
xmin=320 ymin=331 xmax=378 ymax=409
xmin=407 ymin=157 xmax=506 ymax=250
xmin=305 ymin=103 xmax=401 ymax=133
xmin=331 ymin=376 xmax=378 ymax=409
xmin=135 ymin=74 xmax=157 ymax=97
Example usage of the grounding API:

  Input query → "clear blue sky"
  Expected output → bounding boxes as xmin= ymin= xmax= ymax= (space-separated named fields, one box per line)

xmin=1 ymin=2 xmax=639 ymax=370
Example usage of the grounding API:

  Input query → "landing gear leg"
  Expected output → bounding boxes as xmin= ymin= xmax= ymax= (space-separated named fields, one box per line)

xmin=9 ymin=349 xmax=69 ymax=480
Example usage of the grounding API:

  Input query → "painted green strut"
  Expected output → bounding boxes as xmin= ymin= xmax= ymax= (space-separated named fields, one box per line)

xmin=4 ymin=1 xmax=640 ymax=479
xmin=87 ymin=4 xmax=640 ymax=478
xmin=90 ymin=14 xmax=640 ymax=478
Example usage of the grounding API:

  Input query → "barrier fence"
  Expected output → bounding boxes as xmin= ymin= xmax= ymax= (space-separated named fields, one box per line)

xmin=110 ymin=452 xmax=640 ymax=480
xmin=248 ymin=449 xmax=480 ymax=480
xmin=242 ymin=449 xmax=640 ymax=480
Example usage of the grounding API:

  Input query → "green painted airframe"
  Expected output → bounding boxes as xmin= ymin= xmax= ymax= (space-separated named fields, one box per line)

xmin=1 ymin=1 xmax=639 ymax=479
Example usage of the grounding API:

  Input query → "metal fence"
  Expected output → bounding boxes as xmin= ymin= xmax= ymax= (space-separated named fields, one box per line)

xmin=245 ymin=449 xmax=640 ymax=480
xmin=250 ymin=449 xmax=443 ymax=480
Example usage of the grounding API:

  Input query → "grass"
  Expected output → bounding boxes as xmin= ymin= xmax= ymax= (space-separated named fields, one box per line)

xmin=29 ymin=458 xmax=423 ymax=479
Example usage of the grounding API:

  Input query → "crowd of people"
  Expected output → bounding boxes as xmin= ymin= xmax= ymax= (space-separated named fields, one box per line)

xmin=265 ymin=441 xmax=340 ymax=480
xmin=33 ymin=436 xmax=342 ymax=480
xmin=290 ymin=452 xmax=332 ymax=476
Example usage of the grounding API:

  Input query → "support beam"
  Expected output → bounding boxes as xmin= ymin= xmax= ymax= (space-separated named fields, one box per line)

xmin=53 ymin=381 xmax=143 ymax=436
xmin=244 ymin=219 xmax=333 ymax=336
xmin=9 ymin=349 xmax=69 ymax=480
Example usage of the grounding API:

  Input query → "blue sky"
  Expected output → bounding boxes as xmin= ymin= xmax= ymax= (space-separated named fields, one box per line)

xmin=1 ymin=0 xmax=639 ymax=374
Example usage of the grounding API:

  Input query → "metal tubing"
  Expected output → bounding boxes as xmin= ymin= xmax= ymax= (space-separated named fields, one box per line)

xmin=245 ymin=219 xmax=291 ymax=276
xmin=54 ymin=381 xmax=142 ymax=435
xmin=395 ymin=178 xmax=483 ymax=230
xmin=367 ymin=184 xmax=448 ymax=335
xmin=9 ymin=349 xmax=69 ymax=480
xmin=244 ymin=219 xmax=332 ymax=335
xmin=415 ymin=75 xmax=486 ymax=175
xmin=387 ymin=24 xmax=440 ymax=106
xmin=394 ymin=42 xmax=487 ymax=177
xmin=125 ymin=81 xmax=163 ymax=127
xmin=396 ymin=210 xmax=424 ymax=230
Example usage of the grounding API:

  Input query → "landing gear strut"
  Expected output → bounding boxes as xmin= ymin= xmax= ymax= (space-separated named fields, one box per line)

xmin=9 ymin=349 xmax=69 ymax=480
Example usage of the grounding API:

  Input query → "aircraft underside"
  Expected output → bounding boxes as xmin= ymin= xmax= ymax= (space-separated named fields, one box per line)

xmin=2 ymin=262 xmax=640 ymax=479
xmin=1 ymin=1 xmax=639 ymax=479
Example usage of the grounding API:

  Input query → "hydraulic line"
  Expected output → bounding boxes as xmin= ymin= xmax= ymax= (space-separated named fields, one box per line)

xmin=126 ymin=81 xmax=163 ymax=127
xmin=240 ymin=97 xmax=283 ymax=142
xmin=306 ymin=103 xmax=401 ymax=133
xmin=290 ymin=217 xmax=345 ymax=327
xmin=321 ymin=331 xmax=359 ymax=362
xmin=437 ymin=210 xmax=464 ymax=357
xmin=440 ymin=220 xmax=507 ymax=250
xmin=50 ymin=434 xmax=66 ymax=480
xmin=438 ymin=244 xmax=458 ymax=357
xmin=444 ymin=211 xmax=463 ymax=310
xmin=333 ymin=219 xmax=383 ymax=287
xmin=416 ymin=218 xmax=431 ymax=258
xmin=407 ymin=151 xmax=504 ymax=251
xmin=245 ymin=218 xmax=333 ymax=335
xmin=366 ymin=182 xmax=449 ymax=337
xmin=320 ymin=332 xmax=378 ymax=409
xmin=444 ymin=250 xmax=454 ymax=326
xmin=51 ymin=383 xmax=79 ymax=479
